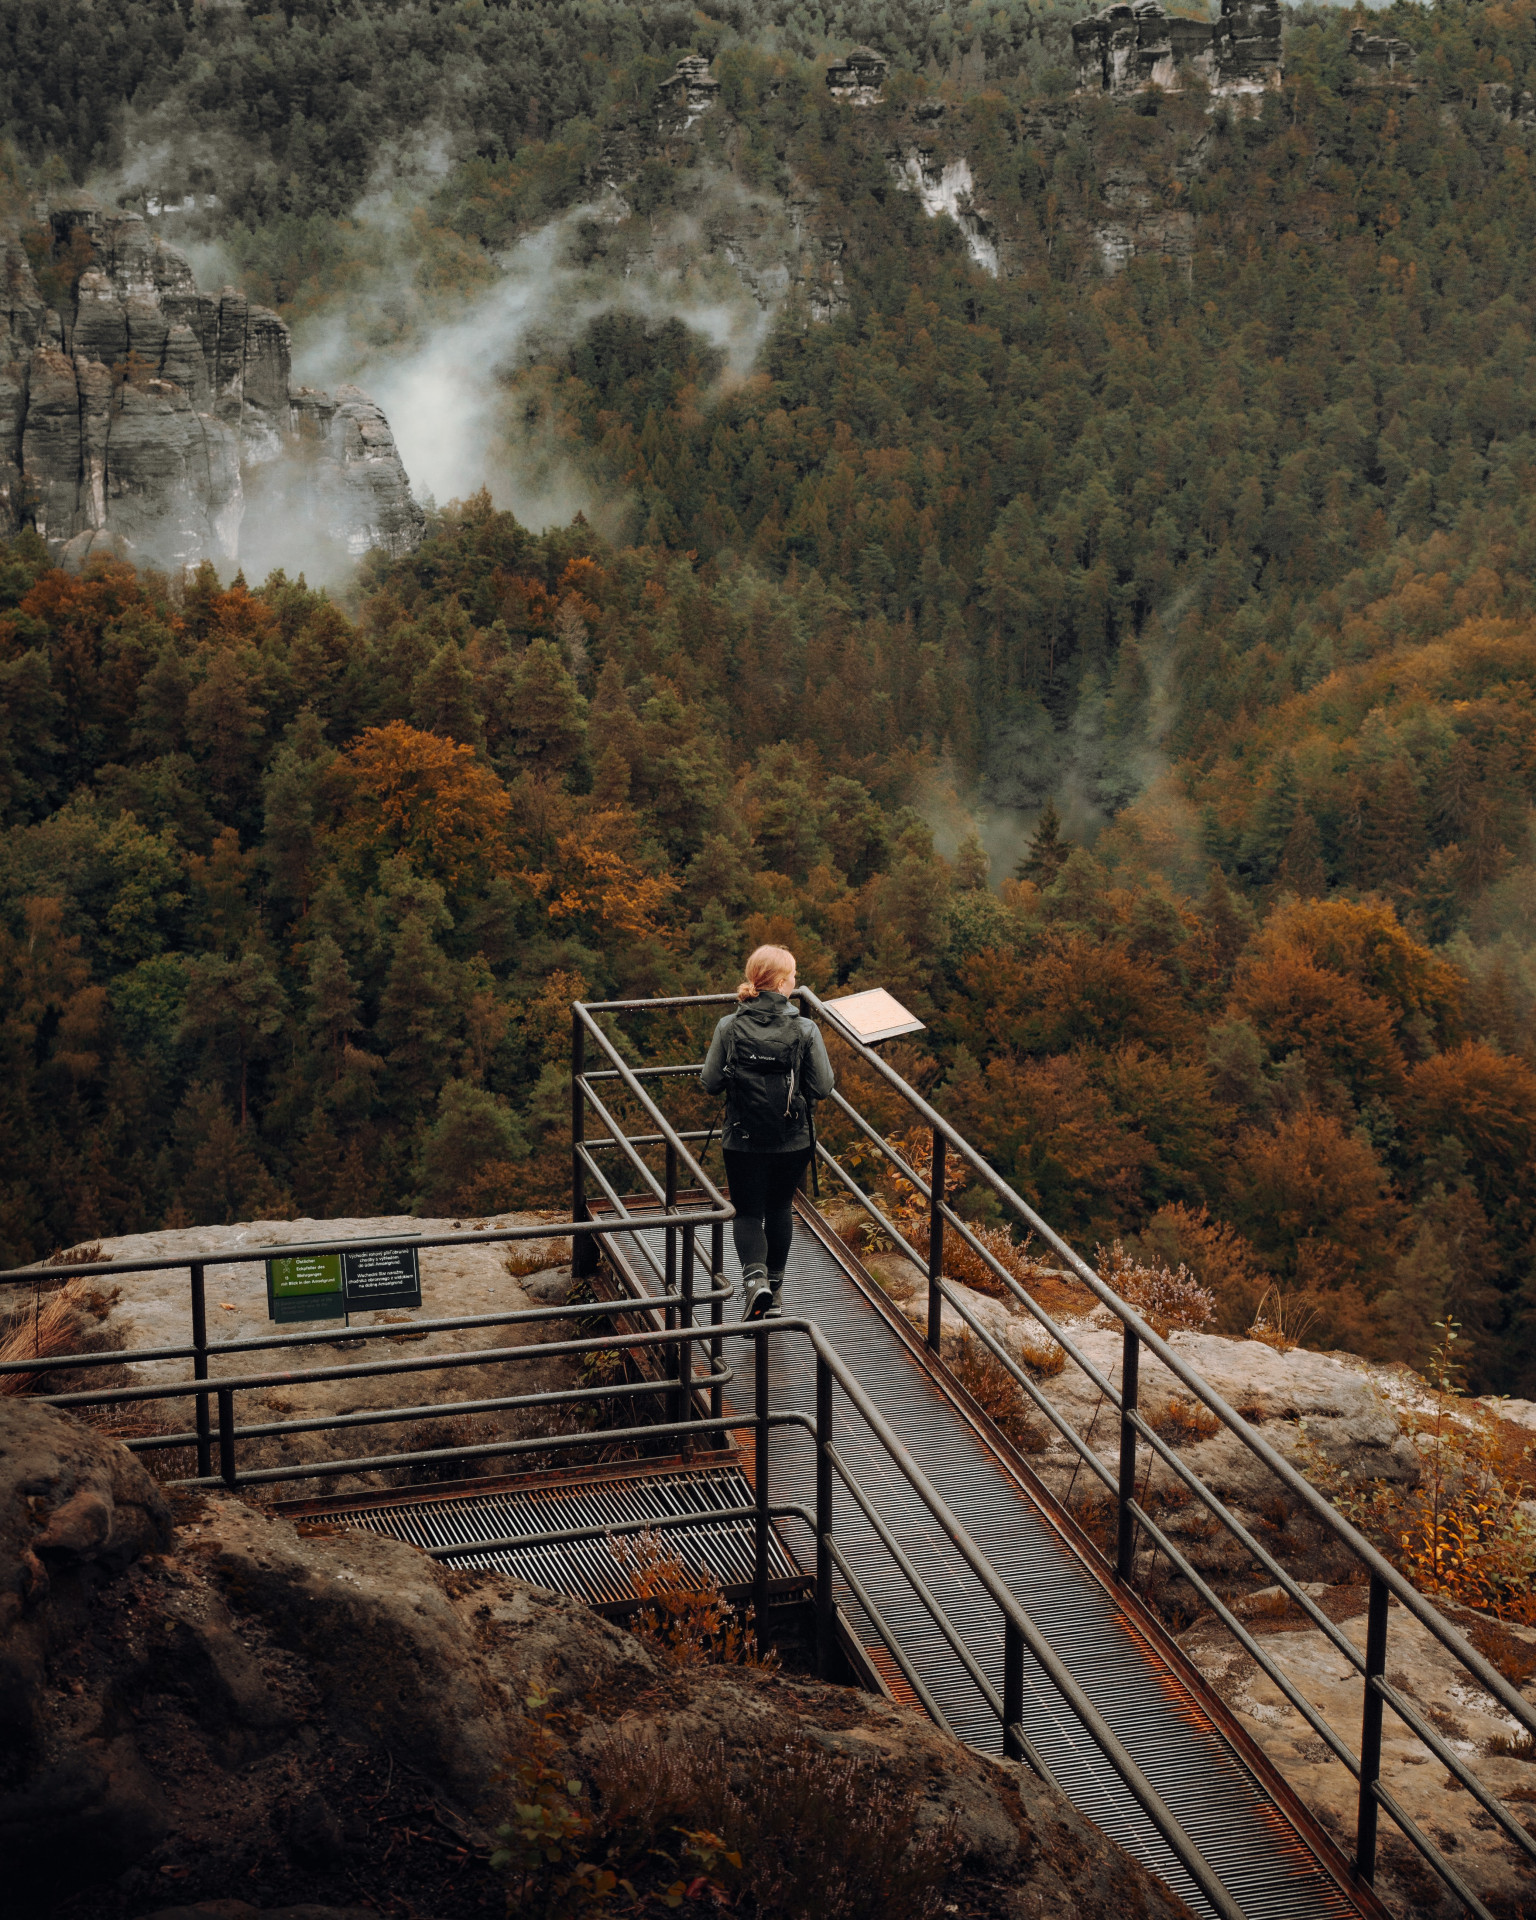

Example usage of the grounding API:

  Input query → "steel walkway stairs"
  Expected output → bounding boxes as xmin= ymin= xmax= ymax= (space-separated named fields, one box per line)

xmin=596 ymin=1195 xmax=1372 ymax=1920
xmin=282 ymin=1192 xmax=1377 ymax=1919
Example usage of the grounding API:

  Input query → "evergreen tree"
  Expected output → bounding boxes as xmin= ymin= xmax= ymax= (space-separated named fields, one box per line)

xmin=508 ymin=640 xmax=588 ymax=772
xmin=414 ymin=1079 xmax=528 ymax=1214
xmin=376 ymin=913 xmax=461 ymax=1113
xmin=955 ymin=828 xmax=990 ymax=892
xmin=1238 ymin=754 xmax=1300 ymax=885
xmin=1016 ymin=800 xmax=1069 ymax=887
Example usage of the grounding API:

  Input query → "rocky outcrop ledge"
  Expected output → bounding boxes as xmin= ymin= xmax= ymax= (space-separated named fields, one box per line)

xmin=0 ymin=1396 xmax=1195 ymax=1919
xmin=1 ymin=200 xmax=423 ymax=573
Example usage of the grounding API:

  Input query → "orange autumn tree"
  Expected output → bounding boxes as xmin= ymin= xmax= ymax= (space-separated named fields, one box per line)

xmin=549 ymin=807 xmax=679 ymax=943
xmin=333 ymin=722 xmax=515 ymax=890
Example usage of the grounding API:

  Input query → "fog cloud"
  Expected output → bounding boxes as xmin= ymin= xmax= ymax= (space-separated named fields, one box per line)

xmin=292 ymin=184 xmax=783 ymax=531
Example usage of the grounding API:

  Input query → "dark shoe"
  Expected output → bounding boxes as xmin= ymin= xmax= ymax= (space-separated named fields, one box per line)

xmin=765 ymin=1277 xmax=785 ymax=1319
xmin=742 ymin=1265 xmax=772 ymax=1321
xmin=743 ymin=1280 xmax=774 ymax=1321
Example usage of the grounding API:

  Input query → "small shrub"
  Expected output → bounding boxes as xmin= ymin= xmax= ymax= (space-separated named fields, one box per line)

xmin=1299 ymin=1322 xmax=1536 ymax=1624
xmin=1096 ymin=1242 xmax=1215 ymax=1336
xmin=1487 ymin=1730 xmax=1536 ymax=1762
xmin=1151 ymin=1396 xmax=1222 ymax=1445
xmin=942 ymin=1334 xmax=1049 ymax=1454
xmin=613 ymin=1531 xmax=777 ymax=1670
xmin=588 ymin=1730 xmax=956 ymax=1920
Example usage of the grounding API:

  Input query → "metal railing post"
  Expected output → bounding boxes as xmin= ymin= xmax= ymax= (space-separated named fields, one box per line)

xmin=816 ymin=1352 xmax=834 ymax=1678
xmin=1003 ymin=1615 xmax=1025 ymax=1761
xmin=710 ymin=1219 xmax=724 ymax=1424
xmin=664 ymin=1139 xmax=678 ymax=1310
xmin=926 ymin=1128 xmax=946 ymax=1352
xmin=571 ymin=1011 xmax=599 ymax=1279
xmin=1116 ymin=1326 xmax=1140 ymax=1582
xmin=217 ymin=1386 xmax=236 ymax=1489
xmin=678 ymin=1219 xmax=695 ymax=1426
xmin=755 ymin=1332 xmax=770 ymax=1659
xmin=1355 ymin=1573 xmax=1390 ymax=1882
xmin=190 ymin=1261 xmax=211 ymax=1478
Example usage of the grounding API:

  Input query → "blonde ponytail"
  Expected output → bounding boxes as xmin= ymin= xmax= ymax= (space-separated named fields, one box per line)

xmin=736 ymin=944 xmax=796 ymax=1002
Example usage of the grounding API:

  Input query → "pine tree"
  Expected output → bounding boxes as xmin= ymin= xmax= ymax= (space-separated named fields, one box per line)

xmin=411 ymin=643 xmax=485 ymax=748
xmin=1277 ymin=810 xmax=1328 ymax=898
xmin=509 ymin=639 xmax=588 ymax=771
xmin=1016 ymin=800 xmax=1069 ymax=887
xmin=376 ymin=913 xmax=460 ymax=1114
xmin=1238 ymin=753 xmax=1299 ymax=884
xmin=414 ymin=1080 xmax=528 ymax=1214
xmin=305 ymin=935 xmax=361 ymax=1083
xmin=956 ymin=828 xmax=990 ymax=891
xmin=176 ymin=950 xmax=288 ymax=1127
xmin=261 ymin=709 xmax=335 ymax=913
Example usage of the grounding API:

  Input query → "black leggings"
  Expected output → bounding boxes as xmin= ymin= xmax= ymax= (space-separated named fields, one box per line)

xmin=722 ymin=1148 xmax=811 ymax=1274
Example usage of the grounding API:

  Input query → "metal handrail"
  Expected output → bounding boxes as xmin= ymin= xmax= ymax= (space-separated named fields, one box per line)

xmin=577 ymin=990 xmax=1534 ymax=1912
xmin=785 ymin=982 xmax=1536 ymax=1913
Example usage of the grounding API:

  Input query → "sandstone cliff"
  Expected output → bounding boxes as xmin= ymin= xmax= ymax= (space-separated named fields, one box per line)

xmin=1 ymin=200 xmax=423 ymax=573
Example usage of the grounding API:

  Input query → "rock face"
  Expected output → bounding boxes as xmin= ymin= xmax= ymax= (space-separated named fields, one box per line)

xmin=658 ymin=52 xmax=721 ymax=131
xmin=887 ymin=149 xmax=1001 ymax=276
xmin=0 ymin=200 xmax=423 ymax=572
xmin=827 ymin=46 xmax=890 ymax=104
xmin=0 ymin=1395 xmax=1195 ymax=1919
xmin=1072 ymin=0 xmax=1282 ymax=96
xmin=1343 ymin=28 xmax=1420 ymax=89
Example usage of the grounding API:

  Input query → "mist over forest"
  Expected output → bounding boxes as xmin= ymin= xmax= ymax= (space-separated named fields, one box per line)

xmin=9 ymin=0 xmax=1536 ymax=1398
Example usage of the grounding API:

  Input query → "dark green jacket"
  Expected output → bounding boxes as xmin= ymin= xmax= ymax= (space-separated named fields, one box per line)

xmin=700 ymin=992 xmax=835 ymax=1153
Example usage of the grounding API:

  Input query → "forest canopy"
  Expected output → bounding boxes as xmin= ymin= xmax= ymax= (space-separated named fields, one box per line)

xmin=9 ymin=2 xmax=1536 ymax=1394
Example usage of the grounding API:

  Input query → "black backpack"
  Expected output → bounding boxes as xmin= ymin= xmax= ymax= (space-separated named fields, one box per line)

xmin=723 ymin=1008 xmax=809 ymax=1149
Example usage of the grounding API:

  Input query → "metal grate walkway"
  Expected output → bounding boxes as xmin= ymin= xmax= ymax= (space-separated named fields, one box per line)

xmin=300 ymin=1459 xmax=799 ymax=1610
xmin=602 ymin=1197 xmax=1366 ymax=1920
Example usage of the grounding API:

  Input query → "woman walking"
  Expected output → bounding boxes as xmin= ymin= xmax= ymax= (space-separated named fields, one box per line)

xmin=700 ymin=945 xmax=835 ymax=1320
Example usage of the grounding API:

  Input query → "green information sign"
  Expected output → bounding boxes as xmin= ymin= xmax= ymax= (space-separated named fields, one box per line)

xmin=266 ymin=1252 xmax=345 ymax=1324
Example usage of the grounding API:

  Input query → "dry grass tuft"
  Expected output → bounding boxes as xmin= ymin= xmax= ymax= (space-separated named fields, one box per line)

xmin=503 ymin=1236 xmax=573 ymax=1277
xmin=1247 ymin=1284 xmax=1320 ymax=1353
xmin=942 ymin=1334 xmax=1049 ymax=1454
xmin=1487 ymin=1729 xmax=1536 ymax=1762
xmin=48 ymin=1241 xmax=106 ymax=1266
xmin=1151 ymin=1396 xmax=1223 ymax=1445
xmin=0 ymin=1280 xmax=94 ymax=1394
xmin=1020 ymin=1334 xmax=1067 ymax=1379
xmin=614 ymin=1531 xmax=777 ymax=1670
xmin=1464 ymin=1615 xmax=1536 ymax=1687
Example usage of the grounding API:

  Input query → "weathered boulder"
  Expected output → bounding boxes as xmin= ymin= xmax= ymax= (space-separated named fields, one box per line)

xmin=0 ymin=1399 xmax=174 ymax=1896
xmin=1 ymin=204 xmax=422 ymax=571
xmin=1 ymin=1398 xmax=1194 ymax=1918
